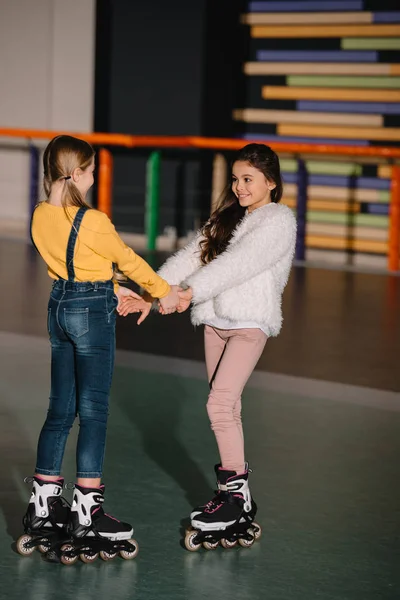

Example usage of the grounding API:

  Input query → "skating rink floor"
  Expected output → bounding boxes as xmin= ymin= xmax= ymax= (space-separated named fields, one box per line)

xmin=0 ymin=238 xmax=399 ymax=600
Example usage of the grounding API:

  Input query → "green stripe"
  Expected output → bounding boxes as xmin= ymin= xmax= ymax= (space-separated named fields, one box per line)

xmin=342 ymin=38 xmax=400 ymax=50
xmin=378 ymin=191 xmax=390 ymax=203
xmin=288 ymin=75 xmax=400 ymax=89
xmin=280 ymin=159 xmax=363 ymax=176
xmin=306 ymin=211 xmax=388 ymax=227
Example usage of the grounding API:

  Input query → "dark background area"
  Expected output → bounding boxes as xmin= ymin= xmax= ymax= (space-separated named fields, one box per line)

xmin=94 ymin=0 xmax=248 ymax=235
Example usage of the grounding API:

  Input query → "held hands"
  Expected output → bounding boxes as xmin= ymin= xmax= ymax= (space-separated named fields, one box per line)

xmin=158 ymin=287 xmax=193 ymax=315
xmin=158 ymin=285 xmax=181 ymax=315
xmin=117 ymin=284 xmax=193 ymax=322
xmin=116 ymin=287 xmax=152 ymax=325
xmin=177 ymin=287 xmax=193 ymax=313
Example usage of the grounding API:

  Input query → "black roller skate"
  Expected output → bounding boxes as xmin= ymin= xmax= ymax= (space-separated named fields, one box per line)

xmin=184 ymin=465 xmax=261 ymax=552
xmin=47 ymin=484 xmax=138 ymax=565
xmin=16 ymin=476 xmax=70 ymax=557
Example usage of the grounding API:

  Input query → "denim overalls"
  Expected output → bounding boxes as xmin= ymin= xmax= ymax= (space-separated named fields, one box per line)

xmin=34 ymin=207 xmax=118 ymax=478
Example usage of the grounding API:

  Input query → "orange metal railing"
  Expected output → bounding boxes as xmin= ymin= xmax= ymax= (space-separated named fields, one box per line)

xmin=1 ymin=126 xmax=400 ymax=270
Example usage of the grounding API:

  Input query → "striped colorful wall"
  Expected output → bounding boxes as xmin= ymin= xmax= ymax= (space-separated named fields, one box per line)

xmin=235 ymin=0 xmax=400 ymax=258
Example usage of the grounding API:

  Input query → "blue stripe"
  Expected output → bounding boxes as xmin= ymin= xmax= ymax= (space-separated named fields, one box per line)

xmin=282 ymin=173 xmax=390 ymax=189
xmin=373 ymin=12 xmax=400 ymax=23
xmin=241 ymin=133 xmax=369 ymax=146
xmin=248 ymin=1 xmax=363 ymax=12
xmin=367 ymin=204 xmax=389 ymax=215
xmin=256 ymin=50 xmax=377 ymax=62
xmin=297 ymin=101 xmax=400 ymax=114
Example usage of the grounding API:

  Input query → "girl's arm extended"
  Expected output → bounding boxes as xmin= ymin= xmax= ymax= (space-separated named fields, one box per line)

xmin=157 ymin=231 xmax=203 ymax=285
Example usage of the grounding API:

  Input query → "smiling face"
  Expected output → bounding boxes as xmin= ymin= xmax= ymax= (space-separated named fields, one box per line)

xmin=231 ymin=160 xmax=276 ymax=213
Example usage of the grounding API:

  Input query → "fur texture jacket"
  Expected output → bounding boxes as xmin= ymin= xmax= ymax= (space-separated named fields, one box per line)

xmin=157 ymin=202 xmax=297 ymax=337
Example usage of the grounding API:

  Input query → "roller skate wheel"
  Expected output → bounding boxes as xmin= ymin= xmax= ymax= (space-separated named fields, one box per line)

xmin=185 ymin=525 xmax=194 ymax=536
xmin=38 ymin=539 xmax=50 ymax=554
xmin=238 ymin=531 xmax=255 ymax=548
xmin=252 ymin=522 xmax=262 ymax=540
xmin=60 ymin=544 xmax=78 ymax=565
xmin=184 ymin=530 xmax=201 ymax=552
xmin=203 ymin=540 xmax=219 ymax=551
xmin=80 ymin=552 xmax=99 ymax=563
xmin=16 ymin=534 xmax=35 ymax=556
xmin=119 ymin=539 xmax=139 ymax=560
xmin=220 ymin=538 xmax=237 ymax=549
xmin=100 ymin=550 xmax=117 ymax=561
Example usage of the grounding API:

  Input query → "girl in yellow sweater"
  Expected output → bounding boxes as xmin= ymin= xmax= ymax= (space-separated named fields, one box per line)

xmin=18 ymin=135 xmax=179 ymax=564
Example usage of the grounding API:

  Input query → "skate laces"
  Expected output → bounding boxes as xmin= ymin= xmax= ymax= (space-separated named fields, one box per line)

xmin=92 ymin=505 xmax=120 ymax=523
xmin=204 ymin=489 xmax=231 ymax=512
xmin=204 ymin=490 xmax=221 ymax=509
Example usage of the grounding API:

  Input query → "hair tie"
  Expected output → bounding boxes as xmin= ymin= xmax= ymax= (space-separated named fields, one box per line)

xmin=64 ymin=176 xmax=71 ymax=180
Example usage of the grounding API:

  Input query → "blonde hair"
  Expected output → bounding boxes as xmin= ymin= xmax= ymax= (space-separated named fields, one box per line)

xmin=43 ymin=135 xmax=95 ymax=215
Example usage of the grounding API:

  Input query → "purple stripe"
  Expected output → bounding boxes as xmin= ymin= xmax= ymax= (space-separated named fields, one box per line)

xmin=373 ymin=12 xmax=400 ymax=23
xmin=240 ymin=133 xmax=369 ymax=146
xmin=297 ymin=101 xmax=400 ymax=114
xmin=256 ymin=50 xmax=377 ymax=62
xmin=249 ymin=1 xmax=363 ymax=12
xmin=367 ymin=204 xmax=389 ymax=215
xmin=282 ymin=173 xmax=390 ymax=189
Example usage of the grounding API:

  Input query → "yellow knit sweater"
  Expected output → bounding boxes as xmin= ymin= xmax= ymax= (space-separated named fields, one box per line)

xmin=31 ymin=202 xmax=170 ymax=298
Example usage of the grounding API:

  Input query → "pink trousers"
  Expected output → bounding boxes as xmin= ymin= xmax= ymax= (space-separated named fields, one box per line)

xmin=204 ymin=325 xmax=267 ymax=474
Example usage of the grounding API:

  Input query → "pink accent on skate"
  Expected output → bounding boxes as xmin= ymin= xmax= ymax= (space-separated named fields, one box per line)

xmin=105 ymin=513 xmax=120 ymax=522
xmin=205 ymin=503 xmax=223 ymax=514
xmin=35 ymin=475 xmax=63 ymax=483
xmin=76 ymin=483 xmax=102 ymax=489
xmin=93 ymin=507 xmax=100 ymax=515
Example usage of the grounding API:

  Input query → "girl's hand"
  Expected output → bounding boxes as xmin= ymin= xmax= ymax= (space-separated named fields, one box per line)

xmin=116 ymin=286 xmax=143 ymax=312
xmin=177 ymin=287 xmax=193 ymax=313
xmin=118 ymin=296 xmax=152 ymax=324
xmin=159 ymin=285 xmax=180 ymax=314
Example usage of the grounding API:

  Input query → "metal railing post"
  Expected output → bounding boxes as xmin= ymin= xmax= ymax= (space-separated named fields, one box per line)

xmin=98 ymin=148 xmax=113 ymax=218
xmin=146 ymin=151 xmax=161 ymax=251
xmin=29 ymin=144 xmax=39 ymax=238
xmin=295 ymin=158 xmax=308 ymax=261
xmin=388 ymin=165 xmax=400 ymax=272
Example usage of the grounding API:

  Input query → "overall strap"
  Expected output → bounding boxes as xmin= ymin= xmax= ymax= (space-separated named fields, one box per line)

xmin=66 ymin=207 xmax=89 ymax=281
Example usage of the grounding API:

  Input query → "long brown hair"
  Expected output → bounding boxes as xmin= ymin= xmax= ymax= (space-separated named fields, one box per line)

xmin=43 ymin=135 xmax=95 ymax=217
xmin=199 ymin=144 xmax=283 ymax=265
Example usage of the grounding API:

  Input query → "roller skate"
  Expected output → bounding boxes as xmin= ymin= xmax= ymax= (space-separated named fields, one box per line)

xmin=46 ymin=484 xmax=139 ymax=565
xmin=184 ymin=465 xmax=261 ymax=552
xmin=16 ymin=476 xmax=70 ymax=557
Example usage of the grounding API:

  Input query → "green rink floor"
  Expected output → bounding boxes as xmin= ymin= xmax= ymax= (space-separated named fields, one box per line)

xmin=0 ymin=332 xmax=399 ymax=600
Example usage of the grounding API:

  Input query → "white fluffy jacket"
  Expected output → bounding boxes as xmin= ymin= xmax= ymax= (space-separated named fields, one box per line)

xmin=157 ymin=203 xmax=297 ymax=337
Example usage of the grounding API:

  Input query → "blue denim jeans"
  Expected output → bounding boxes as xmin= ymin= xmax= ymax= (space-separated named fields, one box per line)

xmin=35 ymin=279 xmax=118 ymax=478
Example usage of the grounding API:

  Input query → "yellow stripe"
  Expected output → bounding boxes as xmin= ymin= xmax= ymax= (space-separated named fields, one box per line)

xmin=251 ymin=24 xmax=400 ymax=38
xmin=278 ymin=123 xmax=400 ymax=141
xmin=285 ymin=198 xmax=361 ymax=213
xmin=233 ymin=108 xmax=382 ymax=127
xmin=244 ymin=62 xmax=394 ymax=76
xmin=262 ymin=86 xmax=400 ymax=102
xmin=284 ymin=184 xmax=386 ymax=202
xmin=378 ymin=165 xmax=392 ymax=178
xmin=306 ymin=235 xmax=387 ymax=253
xmin=242 ymin=12 xmax=372 ymax=25
xmin=307 ymin=222 xmax=388 ymax=241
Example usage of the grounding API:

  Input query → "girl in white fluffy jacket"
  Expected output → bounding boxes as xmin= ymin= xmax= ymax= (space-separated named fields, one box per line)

xmin=121 ymin=144 xmax=296 ymax=544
